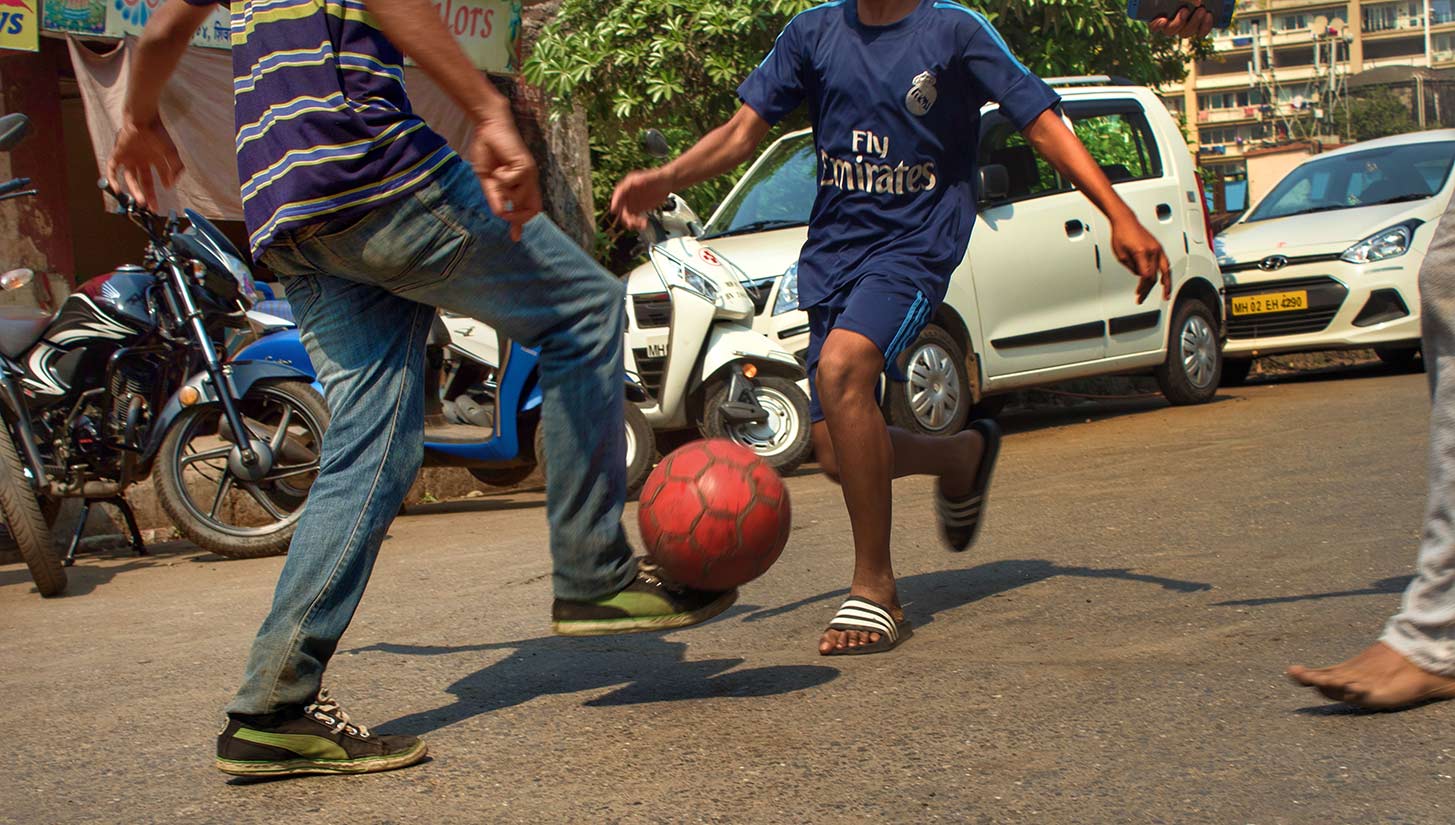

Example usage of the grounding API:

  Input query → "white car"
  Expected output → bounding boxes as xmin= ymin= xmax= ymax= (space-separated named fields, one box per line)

xmin=1214 ymin=130 xmax=1453 ymax=382
xmin=685 ymin=79 xmax=1225 ymax=434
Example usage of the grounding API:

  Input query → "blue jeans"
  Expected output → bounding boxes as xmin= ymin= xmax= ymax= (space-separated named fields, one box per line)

xmin=228 ymin=158 xmax=637 ymax=716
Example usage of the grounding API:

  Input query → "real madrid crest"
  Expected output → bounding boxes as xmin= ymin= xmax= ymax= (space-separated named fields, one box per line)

xmin=905 ymin=70 xmax=938 ymax=117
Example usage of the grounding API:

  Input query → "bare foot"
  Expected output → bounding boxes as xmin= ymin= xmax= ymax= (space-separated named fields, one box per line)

xmin=1287 ymin=642 xmax=1455 ymax=710
xmin=937 ymin=429 xmax=986 ymax=500
xmin=819 ymin=584 xmax=902 ymax=654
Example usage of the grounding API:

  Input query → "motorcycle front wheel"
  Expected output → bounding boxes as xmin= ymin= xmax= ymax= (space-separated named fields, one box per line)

xmin=156 ymin=380 xmax=328 ymax=559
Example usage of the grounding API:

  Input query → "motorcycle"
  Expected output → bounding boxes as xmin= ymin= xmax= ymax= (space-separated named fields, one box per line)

xmin=231 ymin=308 xmax=657 ymax=497
xmin=622 ymin=130 xmax=812 ymax=473
xmin=0 ymin=113 xmax=326 ymax=595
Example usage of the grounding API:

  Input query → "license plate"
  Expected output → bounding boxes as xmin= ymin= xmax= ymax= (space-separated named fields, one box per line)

xmin=645 ymin=343 xmax=668 ymax=358
xmin=1230 ymin=290 xmax=1308 ymax=316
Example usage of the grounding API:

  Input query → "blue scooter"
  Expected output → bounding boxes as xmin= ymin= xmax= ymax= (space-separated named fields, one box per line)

xmin=231 ymin=305 xmax=656 ymax=493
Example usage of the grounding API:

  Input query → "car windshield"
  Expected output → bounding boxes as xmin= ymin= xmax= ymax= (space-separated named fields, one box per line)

xmin=1246 ymin=140 xmax=1455 ymax=222
xmin=701 ymin=133 xmax=815 ymax=239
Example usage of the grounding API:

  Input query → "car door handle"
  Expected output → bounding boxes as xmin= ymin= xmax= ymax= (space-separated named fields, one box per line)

xmin=1065 ymin=220 xmax=1086 ymax=238
xmin=1155 ymin=203 xmax=1173 ymax=221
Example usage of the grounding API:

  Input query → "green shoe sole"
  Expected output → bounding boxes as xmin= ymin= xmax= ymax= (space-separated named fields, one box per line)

xmin=552 ymin=589 xmax=738 ymax=637
xmin=216 ymin=739 xmax=428 ymax=777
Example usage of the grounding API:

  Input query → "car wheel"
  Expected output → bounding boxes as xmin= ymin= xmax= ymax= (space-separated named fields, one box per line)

xmin=1375 ymin=345 xmax=1424 ymax=372
xmin=887 ymin=324 xmax=971 ymax=435
xmin=1155 ymin=299 xmax=1222 ymax=405
xmin=1220 ymin=358 xmax=1254 ymax=387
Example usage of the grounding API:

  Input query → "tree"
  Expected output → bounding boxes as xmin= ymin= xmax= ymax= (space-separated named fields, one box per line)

xmin=1345 ymin=92 xmax=1419 ymax=143
xmin=524 ymin=0 xmax=1206 ymax=264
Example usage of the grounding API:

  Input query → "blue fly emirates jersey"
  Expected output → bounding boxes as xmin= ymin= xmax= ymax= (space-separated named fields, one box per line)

xmin=738 ymin=0 xmax=1060 ymax=360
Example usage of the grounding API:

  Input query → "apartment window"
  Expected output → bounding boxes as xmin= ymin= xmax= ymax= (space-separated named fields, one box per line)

xmin=1435 ymin=0 xmax=1455 ymax=24
xmin=1435 ymin=31 xmax=1455 ymax=58
xmin=1199 ymin=90 xmax=1263 ymax=109
xmin=1363 ymin=3 xmax=1410 ymax=32
xmin=1200 ymin=123 xmax=1274 ymax=145
xmin=1231 ymin=17 xmax=1259 ymax=35
xmin=1275 ymin=13 xmax=1309 ymax=31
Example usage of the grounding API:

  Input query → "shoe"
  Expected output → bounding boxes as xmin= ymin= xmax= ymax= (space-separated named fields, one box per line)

xmin=551 ymin=558 xmax=738 ymax=636
xmin=216 ymin=689 xmax=427 ymax=777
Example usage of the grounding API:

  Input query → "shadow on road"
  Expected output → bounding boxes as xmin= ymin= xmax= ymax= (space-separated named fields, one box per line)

xmin=349 ymin=605 xmax=839 ymax=736
xmin=1240 ymin=358 xmax=1421 ymax=388
xmin=1213 ymin=575 xmax=1412 ymax=608
xmin=397 ymin=494 xmax=548 ymax=518
xmin=740 ymin=559 xmax=1211 ymax=629
xmin=0 ymin=538 xmax=205 ymax=598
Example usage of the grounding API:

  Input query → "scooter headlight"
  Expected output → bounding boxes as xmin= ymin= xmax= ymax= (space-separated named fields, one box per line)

xmin=681 ymin=266 xmax=719 ymax=303
xmin=773 ymin=262 xmax=800 ymax=316
xmin=1341 ymin=222 xmax=1421 ymax=265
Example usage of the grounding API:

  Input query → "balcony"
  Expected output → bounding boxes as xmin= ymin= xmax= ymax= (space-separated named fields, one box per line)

xmin=1198 ymin=106 xmax=1263 ymax=123
xmin=1363 ymin=12 xmax=1455 ymax=37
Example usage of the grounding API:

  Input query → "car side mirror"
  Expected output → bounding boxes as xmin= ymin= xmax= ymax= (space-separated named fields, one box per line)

xmin=979 ymin=164 xmax=1010 ymax=203
xmin=0 ymin=114 xmax=32 ymax=153
xmin=641 ymin=129 xmax=671 ymax=159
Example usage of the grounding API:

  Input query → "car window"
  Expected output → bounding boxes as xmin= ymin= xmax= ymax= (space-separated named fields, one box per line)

xmin=1062 ymin=101 xmax=1164 ymax=182
xmin=701 ymin=134 xmax=816 ymax=238
xmin=978 ymin=110 xmax=1064 ymax=202
xmin=1248 ymin=140 xmax=1455 ymax=221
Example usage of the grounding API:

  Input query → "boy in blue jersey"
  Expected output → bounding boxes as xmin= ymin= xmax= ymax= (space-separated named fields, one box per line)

xmin=613 ymin=0 xmax=1173 ymax=655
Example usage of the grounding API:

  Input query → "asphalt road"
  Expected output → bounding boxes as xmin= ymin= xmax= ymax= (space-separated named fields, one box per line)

xmin=2 ymin=361 xmax=1449 ymax=824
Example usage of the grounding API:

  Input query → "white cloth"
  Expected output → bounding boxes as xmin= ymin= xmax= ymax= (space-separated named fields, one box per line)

xmin=66 ymin=36 xmax=476 ymax=222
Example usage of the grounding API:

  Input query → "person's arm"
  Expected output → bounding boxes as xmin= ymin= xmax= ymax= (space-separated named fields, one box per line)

xmin=610 ymin=106 xmax=772 ymax=231
xmin=364 ymin=0 xmax=537 ymax=240
xmin=1021 ymin=110 xmax=1171 ymax=304
xmin=105 ymin=0 xmax=213 ymax=209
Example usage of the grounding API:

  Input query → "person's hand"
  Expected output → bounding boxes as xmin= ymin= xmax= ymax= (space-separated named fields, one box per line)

xmin=610 ymin=169 xmax=674 ymax=232
xmin=105 ymin=119 xmax=183 ymax=211
xmin=1150 ymin=2 xmax=1215 ymax=39
xmin=466 ymin=119 xmax=540 ymax=242
xmin=1111 ymin=216 xmax=1172 ymax=304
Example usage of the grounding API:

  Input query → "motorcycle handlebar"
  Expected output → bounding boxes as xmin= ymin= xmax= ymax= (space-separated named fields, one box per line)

xmin=97 ymin=177 xmax=139 ymax=214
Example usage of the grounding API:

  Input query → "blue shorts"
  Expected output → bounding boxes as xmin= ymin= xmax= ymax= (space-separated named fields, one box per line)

xmin=804 ymin=275 xmax=936 ymax=423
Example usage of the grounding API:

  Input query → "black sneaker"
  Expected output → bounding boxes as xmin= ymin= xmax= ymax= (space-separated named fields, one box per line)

xmin=551 ymin=559 xmax=738 ymax=636
xmin=215 ymin=690 xmax=426 ymax=778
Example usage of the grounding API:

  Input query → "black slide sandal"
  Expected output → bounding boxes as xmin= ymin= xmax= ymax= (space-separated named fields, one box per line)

xmin=822 ymin=595 xmax=912 ymax=656
xmin=936 ymin=418 xmax=1002 ymax=552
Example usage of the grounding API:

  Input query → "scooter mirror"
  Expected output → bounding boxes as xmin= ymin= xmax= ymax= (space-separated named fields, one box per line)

xmin=0 ymin=114 xmax=32 ymax=153
xmin=641 ymin=129 xmax=671 ymax=158
xmin=0 ymin=268 xmax=35 ymax=290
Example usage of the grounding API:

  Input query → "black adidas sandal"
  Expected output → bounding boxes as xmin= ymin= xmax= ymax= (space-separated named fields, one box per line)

xmin=821 ymin=595 xmax=912 ymax=656
xmin=936 ymin=418 xmax=1002 ymax=552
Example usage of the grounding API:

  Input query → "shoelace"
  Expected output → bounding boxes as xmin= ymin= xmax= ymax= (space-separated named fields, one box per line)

xmin=304 ymin=689 xmax=371 ymax=738
xmin=638 ymin=558 xmax=686 ymax=594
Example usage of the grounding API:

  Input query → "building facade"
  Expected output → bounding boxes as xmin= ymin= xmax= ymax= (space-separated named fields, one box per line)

xmin=1165 ymin=0 xmax=1455 ymax=210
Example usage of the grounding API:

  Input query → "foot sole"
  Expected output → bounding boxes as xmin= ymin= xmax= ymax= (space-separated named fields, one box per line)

xmin=552 ymin=590 xmax=738 ymax=637
xmin=216 ymin=740 xmax=428 ymax=777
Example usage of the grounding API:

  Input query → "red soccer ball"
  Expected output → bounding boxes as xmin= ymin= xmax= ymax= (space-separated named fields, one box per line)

xmin=638 ymin=439 xmax=792 ymax=591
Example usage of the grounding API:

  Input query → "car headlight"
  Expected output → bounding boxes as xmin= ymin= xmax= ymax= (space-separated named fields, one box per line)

xmin=1341 ymin=223 xmax=1418 ymax=264
xmin=773 ymin=262 xmax=799 ymax=315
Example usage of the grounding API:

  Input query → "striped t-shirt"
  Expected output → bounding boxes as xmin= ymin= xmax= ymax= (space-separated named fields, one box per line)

xmin=183 ymin=0 xmax=457 ymax=257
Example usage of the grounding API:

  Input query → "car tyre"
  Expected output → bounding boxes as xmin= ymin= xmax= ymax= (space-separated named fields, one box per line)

xmin=1156 ymin=299 xmax=1222 ymax=405
xmin=887 ymin=324 xmax=971 ymax=435
xmin=1375 ymin=345 xmax=1424 ymax=372
xmin=1220 ymin=357 xmax=1254 ymax=387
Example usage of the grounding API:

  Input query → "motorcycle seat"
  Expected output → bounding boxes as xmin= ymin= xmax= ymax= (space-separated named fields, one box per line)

xmin=0 ymin=305 xmax=52 ymax=357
